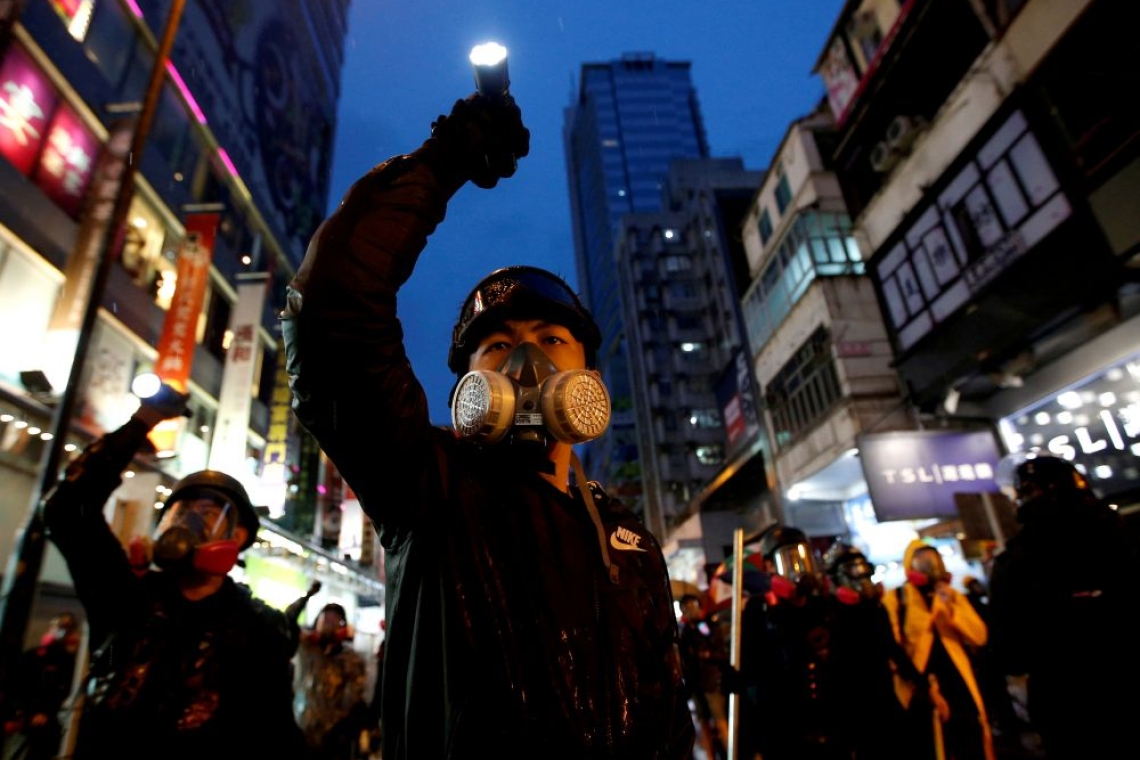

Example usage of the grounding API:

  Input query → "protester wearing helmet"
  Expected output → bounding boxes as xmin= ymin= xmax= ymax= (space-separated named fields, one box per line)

xmin=823 ymin=542 xmax=928 ymax=760
xmin=882 ymin=540 xmax=992 ymax=760
xmin=755 ymin=524 xmax=827 ymax=602
xmin=42 ymin=386 xmax=305 ymax=760
xmin=823 ymin=542 xmax=879 ymax=605
xmin=988 ymin=452 xmax=1140 ymax=759
xmin=731 ymin=525 xmax=848 ymax=760
xmin=281 ymin=85 xmax=693 ymax=759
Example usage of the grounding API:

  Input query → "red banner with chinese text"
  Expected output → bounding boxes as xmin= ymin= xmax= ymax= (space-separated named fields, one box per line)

xmin=150 ymin=212 xmax=219 ymax=453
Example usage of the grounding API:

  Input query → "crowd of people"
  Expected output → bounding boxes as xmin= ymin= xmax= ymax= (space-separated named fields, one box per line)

xmin=673 ymin=449 xmax=1140 ymax=760
xmin=6 ymin=84 xmax=1138 ymax=760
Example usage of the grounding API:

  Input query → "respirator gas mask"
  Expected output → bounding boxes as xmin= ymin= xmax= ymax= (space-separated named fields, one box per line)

xmin=906 ymin=546 xmax=951 ymax=588
xmin=153 ymin=490 xmax=242 ymax=575
xmin=451 ymin=342 xmax=611 ymax=447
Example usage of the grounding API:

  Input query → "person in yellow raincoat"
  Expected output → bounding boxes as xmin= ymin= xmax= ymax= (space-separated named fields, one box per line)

xmin=881 ymin=540 xmax=993 ymax=760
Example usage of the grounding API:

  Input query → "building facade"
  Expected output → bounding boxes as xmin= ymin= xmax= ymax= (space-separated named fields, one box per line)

xmin=564 ymin=53 xmax=710 ymax=524
xmin=803 ymin=0 xmax=1139 ymax=574
xmin=616 ymin=158 xmax=769 ymax=574
xmin=0 ymin=0 xmax=381 ymax=644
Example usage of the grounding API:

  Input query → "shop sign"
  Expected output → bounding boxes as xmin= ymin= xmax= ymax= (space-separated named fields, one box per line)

xmin=0 ymin=43 xmax=56 ymax=174
xmin=857 ymin=429 xmax=1003 ymax=521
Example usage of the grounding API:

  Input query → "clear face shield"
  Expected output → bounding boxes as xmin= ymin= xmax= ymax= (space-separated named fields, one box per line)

xmin=153 ymin=490 xmax=240 ymax=574
xmin=836 ymin=555 xmax=877 ymax=600
xmin=769 ymin=542 xmax=825 ymax=599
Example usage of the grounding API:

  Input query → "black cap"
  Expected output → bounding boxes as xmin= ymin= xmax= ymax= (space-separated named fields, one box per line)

xmin=448 ymin=266 xmax=601 ymax=375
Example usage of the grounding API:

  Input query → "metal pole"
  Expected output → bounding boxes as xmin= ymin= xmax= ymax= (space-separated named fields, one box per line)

xmin=726 ymin=527 xmax=745 ymax=760
xmin=0 ymin=0 xmax=186 ymax=742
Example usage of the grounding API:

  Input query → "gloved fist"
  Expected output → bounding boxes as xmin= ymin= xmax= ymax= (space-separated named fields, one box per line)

xmin=429 ymin=92 xmax=530 ymax=189
xmin=133 ymin=382 xmax=191 ymax=428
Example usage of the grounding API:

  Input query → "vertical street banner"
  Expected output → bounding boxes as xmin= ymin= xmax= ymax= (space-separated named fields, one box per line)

xmin=41 ymin=118 xmax=134 ymax=391
xmin=150 ymin=211 xmax=219 ymax=453
xmin=207 ymin=272 xmax=269 ymax=476
xmin=257 ymin=336 xmax=291 ymax=517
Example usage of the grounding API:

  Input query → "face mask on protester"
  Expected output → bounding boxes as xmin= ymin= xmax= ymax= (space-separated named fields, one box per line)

xmin=153 ymin=490 xmax=243 ymax=575
xmin=451 ymin=342 xmax=610 ymax=447
xmin=906 ymin=546 xmax=951 ymax=588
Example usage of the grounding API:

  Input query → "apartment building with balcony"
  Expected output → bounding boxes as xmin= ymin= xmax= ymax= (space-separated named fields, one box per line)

xmin=738 ymin=101 xmax=918 ymax=563
xmin=813 ymin=0 xmax=1140 ymax=557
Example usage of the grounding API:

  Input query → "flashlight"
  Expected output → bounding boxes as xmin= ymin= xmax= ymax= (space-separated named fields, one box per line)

xmin=470 ymin=42 xmax=509 ymax=99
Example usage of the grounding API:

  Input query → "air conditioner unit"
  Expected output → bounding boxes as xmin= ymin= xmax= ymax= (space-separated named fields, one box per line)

xmin=869 ymin=141 xmax=900 ymax=174
xmin=885 ymin=114 xmax=926 ymax=152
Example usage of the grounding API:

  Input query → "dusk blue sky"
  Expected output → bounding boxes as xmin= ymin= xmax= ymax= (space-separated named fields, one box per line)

xmin=326 ymin=1 xmax=846 ymax=423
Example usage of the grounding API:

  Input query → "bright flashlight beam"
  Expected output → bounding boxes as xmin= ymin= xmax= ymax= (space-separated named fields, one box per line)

xmin=469 ymin=42 xmax=507 ymax=68
xmin=470 ymin=42 xmax=510 ymax=99
xmin=131 ymin=373 xmax=162 ymax=399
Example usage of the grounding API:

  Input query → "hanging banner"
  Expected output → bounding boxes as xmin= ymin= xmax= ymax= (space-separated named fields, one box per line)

xmin=40 ymin=118 xmax=134 ymax=391
xmin=150 ymin=211 xmax=220 ymax=453
xmin=256 ymin=336 xmax=291 ymax=517
xmin=207 ymin=272 xmax=269 ymax=475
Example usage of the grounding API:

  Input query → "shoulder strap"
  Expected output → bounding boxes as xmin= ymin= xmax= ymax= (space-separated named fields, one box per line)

xmin=895 ymin=585 xmax=907 ymax=631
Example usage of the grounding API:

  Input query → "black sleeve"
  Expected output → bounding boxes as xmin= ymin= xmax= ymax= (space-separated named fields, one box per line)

xmin=42 ymin=418 xmax=153 ymax=640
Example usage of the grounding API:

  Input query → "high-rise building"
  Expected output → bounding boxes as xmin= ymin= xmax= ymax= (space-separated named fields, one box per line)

xmin=563 ymin=53 xmax=710 ymax=523
xmin=616 ymin=158 xmax=768 ymax=553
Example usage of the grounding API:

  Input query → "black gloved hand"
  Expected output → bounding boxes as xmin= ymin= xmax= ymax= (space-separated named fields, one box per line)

xmin=427 ymin=92 xmax=530 ymax=189
xmin=132 ymin=382 xmax=191 ymax=429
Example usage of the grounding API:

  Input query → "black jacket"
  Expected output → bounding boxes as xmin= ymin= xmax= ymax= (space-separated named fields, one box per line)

xmin=987 ymin=493 xmax=1140 ymax=757
xmin=282 ymin=150 xmax=694 ymax=760
xmin=43 ymin=419 xmax=306 ymax=760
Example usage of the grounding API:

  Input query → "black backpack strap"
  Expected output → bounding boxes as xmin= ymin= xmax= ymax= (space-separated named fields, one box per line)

xmin=895 ymin=585 xmax=907 ymax=632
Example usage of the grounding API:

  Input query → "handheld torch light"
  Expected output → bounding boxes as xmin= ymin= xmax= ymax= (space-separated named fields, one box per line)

xmin=470 ymin=42 xmax=510 ymax=99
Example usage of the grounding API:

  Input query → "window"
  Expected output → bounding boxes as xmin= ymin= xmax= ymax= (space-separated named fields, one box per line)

xmin=758 ymin=208 xmax=773 ymax=245
xmin=694 ymin=445 xmax=724 ymax=466
xmin=689 ymin=409 xmax=721 ymax=429
xmin=765 ymin=326 xmax=842 ymax=447
xmin=775 ymin=173 xmax=793 ymax=214
xmin=202 ymin=287 xmax=232 ymax=361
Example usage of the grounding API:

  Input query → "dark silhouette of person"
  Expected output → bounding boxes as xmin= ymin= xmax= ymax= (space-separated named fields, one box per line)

xmin=2 ymin=613 xmax=81 ymax=760
xmin=281 ymin=84 xmax=694 ymax=759
xmin=677 ymin=593 xmax=726 ymax=760
xmin=988 ymin=454 xmax=1140 ymax=760
xmin=293 ymin=603 xmax=369 ymax=759
xmin=732 ymin=525 xmax=848 ymax=760
xmin=823 ymin=542 xmax=928 ymax=760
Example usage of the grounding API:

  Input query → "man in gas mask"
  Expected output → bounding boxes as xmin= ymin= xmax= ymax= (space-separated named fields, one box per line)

xmin=823 ymin=543 xmax=929 ymax=760
xmin=281 ymin=88 xmax=693 ymax=759
xmin=733 ymin=524 xmax=848 ymax=760
xmin=42 ymin=386 xmax=306 ymax=760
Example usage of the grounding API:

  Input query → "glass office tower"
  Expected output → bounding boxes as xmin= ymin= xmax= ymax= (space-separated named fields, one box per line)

xmin=563 ymin=52 xmax=710 ymax=524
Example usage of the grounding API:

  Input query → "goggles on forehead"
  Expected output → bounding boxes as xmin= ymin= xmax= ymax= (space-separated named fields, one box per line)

xmin=456 ymin=268 xmax=587 ymax=337
xmin=467 ymin=267 xmax=584 ymax=317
